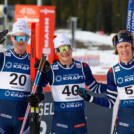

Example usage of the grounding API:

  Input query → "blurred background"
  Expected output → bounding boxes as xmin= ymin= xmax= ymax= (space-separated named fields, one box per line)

xmin=0 ymin=0 xmax=128 ymax=32
xmin=0 ymin=0 xmax=129 ymax=134
xmin=0 ymin=0 xmax=128 ymax=54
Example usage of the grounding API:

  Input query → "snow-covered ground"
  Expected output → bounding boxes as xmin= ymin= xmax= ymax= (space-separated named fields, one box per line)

xmin=55 ymin=29 xmax=113 ymax=46
xmin=55 ymin=29 xmax=119 ymax=75
xmin=73 ymin=49 xmax=119 ymax=74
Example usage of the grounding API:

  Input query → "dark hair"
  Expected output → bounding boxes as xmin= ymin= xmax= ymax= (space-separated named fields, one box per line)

xmin=112 ymin=30 xmax=134 ymax=55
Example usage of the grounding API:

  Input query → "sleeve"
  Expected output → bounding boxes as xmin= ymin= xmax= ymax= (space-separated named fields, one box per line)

xmin=36 ymin=69 xmax=53 ymax=93
xmin=0 ymin=52 xmax=4 ymax=71
xmin=83 ymin=62 xmax=107 ymax=93
xmin=92 ymin=68 xmax=118 ymax=108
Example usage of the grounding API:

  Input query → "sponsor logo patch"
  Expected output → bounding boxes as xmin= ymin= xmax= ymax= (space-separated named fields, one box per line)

xmin=5 ymin=62 xmax=12 ymax=68
xmin=56 ymin=123 xmax=68 ymax=128
xmin=5 ymin=52 xmax=11 ymax=57
xmin=117 ymin=77 xmax=123 ymax=84
xmin=60 ymin=102 xmax=83 ymax=109
xmin=76 ymin=63 xmax=82 ymax=68
xmin=115 ymin=66 xmax=120 ymax=72
xmin=0 ymin=113 xmax=12 ymax=119
xmin=74 ymin=123 xmax=85 ymax=128
xmin=55 ymin=75 xmax=62 ymax=82
xmin=119 ymin=122 xmax=129 ymax=127
xmin=53 ymin=65 xmax=59 ymax=70
xmin=18 ymin=117 xmax=24 ymax=121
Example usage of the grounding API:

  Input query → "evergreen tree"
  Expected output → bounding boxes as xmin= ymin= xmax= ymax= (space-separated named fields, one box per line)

xmin=5 ymin=0 xmax=129 ymax=33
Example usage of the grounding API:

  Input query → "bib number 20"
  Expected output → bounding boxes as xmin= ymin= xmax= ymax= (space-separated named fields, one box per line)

xmin=10 ymin=73 xmax=26 ymax=86
xmin=62 ymin=85 xmax=79 ymax=96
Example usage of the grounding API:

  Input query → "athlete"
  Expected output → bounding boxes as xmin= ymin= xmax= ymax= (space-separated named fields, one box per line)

xmin=28 ymin=33 xmax=107 ymax=134
xmin=0 ymin=19 xmax=31 ymax=134
xmin=78 ymin=30 xmax=134 ymax=134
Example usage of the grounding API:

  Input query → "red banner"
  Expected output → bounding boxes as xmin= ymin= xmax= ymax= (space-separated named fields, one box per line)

xmin=30 ymin=23 xmax=36 ymax=81
xmin=15 ymin=5 xmax=55 ymax=61
xmin=15 ymin=5 xmax=55 ymax=81
xmin=39 ymin=6 xmax=55 ymax=63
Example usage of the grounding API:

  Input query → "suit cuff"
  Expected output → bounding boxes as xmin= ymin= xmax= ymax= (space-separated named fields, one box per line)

xmin=89 ymin=95 xmax=93 ymax=103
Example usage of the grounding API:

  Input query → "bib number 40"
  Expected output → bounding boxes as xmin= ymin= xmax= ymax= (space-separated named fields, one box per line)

xmin=62 ymin=85 xmax=79 ymax=96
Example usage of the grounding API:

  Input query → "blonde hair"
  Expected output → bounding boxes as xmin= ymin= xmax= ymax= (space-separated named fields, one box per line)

xmin=112 ymin=30 xmax=134 ymax=55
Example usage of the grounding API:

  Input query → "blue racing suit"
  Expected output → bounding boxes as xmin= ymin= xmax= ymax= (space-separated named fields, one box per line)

xmin=88 ymin=57 xmax=134 ymax=134
xmin=112 ymin=58 xmax=134 ymax=134
xmin=0 ymin=49 xmax=31 ymax=134
xmin=38 ymin=60 xmax=107 ymax=134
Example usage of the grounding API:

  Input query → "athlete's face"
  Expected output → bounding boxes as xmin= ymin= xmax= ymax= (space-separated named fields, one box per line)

xmin=11 ymin=33 xmax=29 ymax=55
xmin=56 ymin=45 xmax=73 ymax=66
xmin=117 ymin=42 xmax=133 ymax=63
